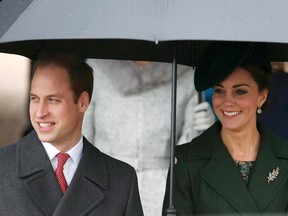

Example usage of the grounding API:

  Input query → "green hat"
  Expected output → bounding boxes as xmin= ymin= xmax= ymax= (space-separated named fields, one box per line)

xmin=194 ymin=41 xmax=272 ymax=92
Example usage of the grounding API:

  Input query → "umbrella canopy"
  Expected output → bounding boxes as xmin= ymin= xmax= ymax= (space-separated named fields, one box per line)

xmin=2 ymin=0 xmax=288 ymax=64
xmin=2 ymin=1 xmax=288 ymax=215
xmin=2 ymin=0 xmax=288 ymax=43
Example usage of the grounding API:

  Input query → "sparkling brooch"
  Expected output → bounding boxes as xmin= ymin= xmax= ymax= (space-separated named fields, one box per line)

xmin=267 ymin=167 xmax=280 ymax=183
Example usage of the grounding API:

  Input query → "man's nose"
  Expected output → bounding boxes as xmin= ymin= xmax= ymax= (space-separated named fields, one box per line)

xmin=35 ymin=102 xmax=48 ymax=117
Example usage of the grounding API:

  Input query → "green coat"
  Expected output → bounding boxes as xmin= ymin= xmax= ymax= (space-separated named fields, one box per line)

xmin=163 ymin=122 xmax=288 ymax=216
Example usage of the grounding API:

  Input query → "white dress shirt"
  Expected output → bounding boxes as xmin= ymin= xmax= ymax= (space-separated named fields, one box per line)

xmin=42 ymin=137 xmax=83 ymax=185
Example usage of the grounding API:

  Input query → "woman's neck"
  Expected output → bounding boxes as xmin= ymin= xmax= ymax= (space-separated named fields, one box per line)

xmin=221 ymin=126 xmax=260 ymax=161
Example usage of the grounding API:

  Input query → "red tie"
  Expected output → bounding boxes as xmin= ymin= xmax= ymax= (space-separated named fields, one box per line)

xmin=55 ymin=153 xmax=70 ymax=193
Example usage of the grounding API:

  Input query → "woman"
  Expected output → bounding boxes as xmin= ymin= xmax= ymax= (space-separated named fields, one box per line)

xmin=162 ymin=42 xmax=288 ymax=215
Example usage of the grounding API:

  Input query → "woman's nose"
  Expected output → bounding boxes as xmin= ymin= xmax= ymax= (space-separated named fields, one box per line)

xmin=223 ymin=94 xmax=236 ymax=106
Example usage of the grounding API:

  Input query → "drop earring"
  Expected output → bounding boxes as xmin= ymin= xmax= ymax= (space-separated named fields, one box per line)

xmin=257 ymin=107 xmax=262 ymax=114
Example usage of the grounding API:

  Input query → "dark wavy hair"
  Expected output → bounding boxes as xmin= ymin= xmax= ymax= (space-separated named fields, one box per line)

xmin=240 ymin=63 xmax=271 ymax=109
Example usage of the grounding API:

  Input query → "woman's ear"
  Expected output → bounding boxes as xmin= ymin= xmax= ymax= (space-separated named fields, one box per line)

xmin=258 ymin=89 xmax=268 ymax=107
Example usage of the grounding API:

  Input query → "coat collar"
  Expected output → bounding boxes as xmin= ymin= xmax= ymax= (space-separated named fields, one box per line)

xmin=53 ymin=138 xmax=108 ymax=216
xmin=17 ymin=131 xmax=108 ymax=216
xmin=188 ymin=122 xmax=288 ymax=213
xmin=187 ymin=121 xmax=288 ymax=160
xmin=17 ymin=131 xmax=63 ymax=216
xmin=247 ymin=127 xmax=288 ymax=211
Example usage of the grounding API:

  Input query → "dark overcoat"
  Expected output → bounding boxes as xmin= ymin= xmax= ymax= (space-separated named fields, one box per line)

xmin=163 ymin=122 xmax=288 ymax=216
xmin=0 ymin=131 xmax=143 ymax=216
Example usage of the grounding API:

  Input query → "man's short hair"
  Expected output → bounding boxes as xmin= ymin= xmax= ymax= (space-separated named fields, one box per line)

xmin=32 ymin=54 xmax=94 ymax=103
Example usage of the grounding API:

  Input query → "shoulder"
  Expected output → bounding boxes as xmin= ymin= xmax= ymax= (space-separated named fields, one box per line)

xmin=0 ymin=143 xmax=17 ymax=162
xmin=0 ymin=134 xmax=33 ymax=173
xmin=0 ymin=131 xmax=37 ymax=160
xmin=102 ymin=151 xmax=136 ymax=175
xmin=83 ymin=137 xmax=137 ymax=176
xmin=259 ymin=123 xmax=288 ymax=158
xmin=176 ymin=121 xmax=222 ymax=161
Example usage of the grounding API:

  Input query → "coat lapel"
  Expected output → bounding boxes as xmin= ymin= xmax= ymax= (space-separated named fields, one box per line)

xmin=17 ymin=131 xmax=62 ymax=216
xmin=197 ymin=122 xmax=288 ymax=213
xmin=248 ymin=129 xmax=288 ymax=211
xmin=201 ymin=138 xmax=260 ymax=213
xmin=53 ymin=139 xmax=107 ymax=216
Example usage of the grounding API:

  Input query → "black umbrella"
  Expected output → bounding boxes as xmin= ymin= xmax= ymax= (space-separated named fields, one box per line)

xmin=2 ymin=1 xmax=288 ymax=215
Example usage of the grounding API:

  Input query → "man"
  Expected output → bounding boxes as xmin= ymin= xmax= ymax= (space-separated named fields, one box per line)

xmin=0 ymin=54 xmax=143 ymax=216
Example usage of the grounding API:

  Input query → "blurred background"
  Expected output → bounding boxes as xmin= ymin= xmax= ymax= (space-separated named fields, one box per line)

xmin=0 ymin=53 xmax=30 ymax=146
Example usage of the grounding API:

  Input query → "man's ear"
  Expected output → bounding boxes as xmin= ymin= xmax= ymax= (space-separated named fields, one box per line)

xmin=78 ymin=91 xmax=90 ymax=113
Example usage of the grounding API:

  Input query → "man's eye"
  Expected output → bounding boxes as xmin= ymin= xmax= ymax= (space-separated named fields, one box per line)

xmin=49 ymin=98 xmax=59 ymax=103
xmin=30 ymin=96 xmax=37 ymax=101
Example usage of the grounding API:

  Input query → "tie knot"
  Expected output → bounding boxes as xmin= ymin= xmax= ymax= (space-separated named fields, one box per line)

xmin=57 ymin=153 xmax=70 ymax=167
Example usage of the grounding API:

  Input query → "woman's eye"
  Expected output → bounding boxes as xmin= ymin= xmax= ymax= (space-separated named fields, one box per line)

xmin=235 ymin=89 xmax=247 ymax=95
xmin=214 ymin=88 xmax=225 ymax=94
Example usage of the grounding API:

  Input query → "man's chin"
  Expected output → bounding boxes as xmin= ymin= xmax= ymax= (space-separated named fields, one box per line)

xmin=36 ymin=133 xmax=53 ymax=143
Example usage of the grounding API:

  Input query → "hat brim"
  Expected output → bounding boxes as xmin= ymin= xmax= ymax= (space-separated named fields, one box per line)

xmin=194 ymin=41 xmax=271 ymax=92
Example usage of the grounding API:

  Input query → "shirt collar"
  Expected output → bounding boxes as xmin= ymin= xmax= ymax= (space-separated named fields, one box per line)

xmin=42 ymin=136 xmax=83 ymax=165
